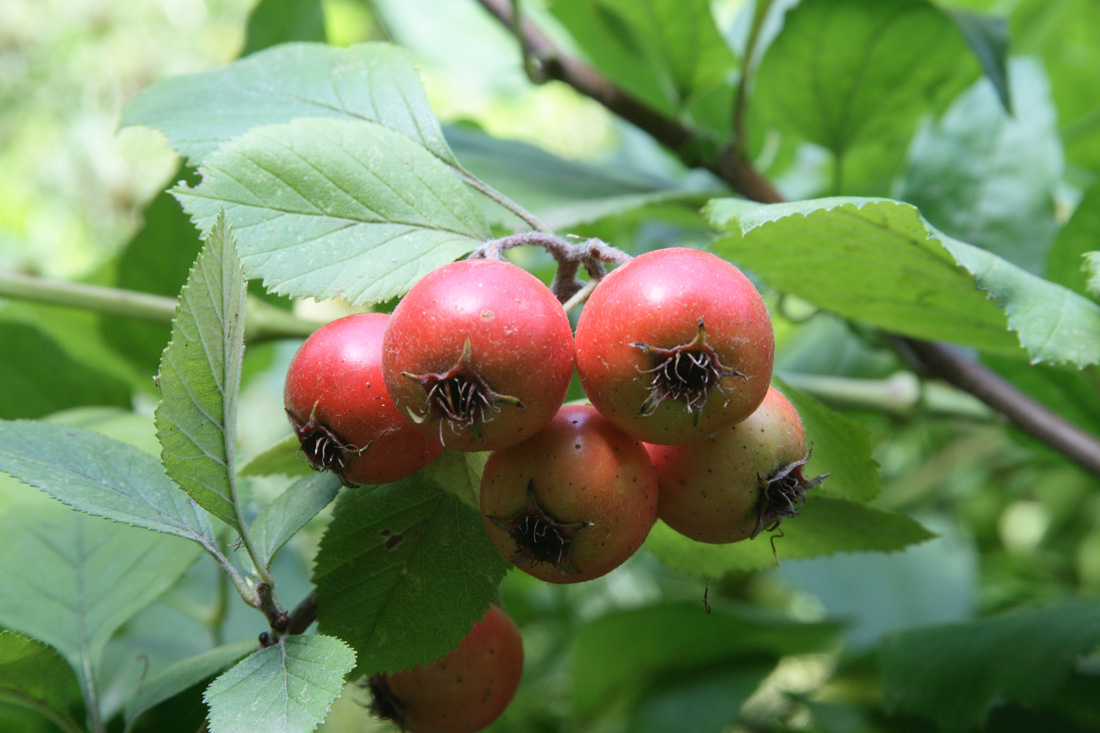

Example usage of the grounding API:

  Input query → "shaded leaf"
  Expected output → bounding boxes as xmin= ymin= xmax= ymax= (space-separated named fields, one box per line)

xmin=99 ymin=171 xmax=204 ymax=377
xmin=646 ymin=496 xmax=935 ymax=576
xmin=549 ymin=0 xmax=736 ymax=130
xmin=1086 ymin=252 xmax=1100 ymax=299
xmin=773 ymin=378 xmax=881 ymax=502
xmin=947 ymin=9 xmax=1012 ymax=113
xmin=204 ymin=635 xmax=354 ymax=733
xmin=251 ymin=473 xmax=342 ymax=569
xmin=123 ymin=42 xmax=456 ymax=167
xmin=708 ymin=197 xmax=1100 ymax=366
xmin=446 ymin=125 xmax=715 ymax=231
xmin=0 ymin=632 xmax=81 ymax=733
xmin=0 ymin=504 xmax=201 ymax=704
xmin=1048 ymin=182 xmax=1100 ymax=298
xmin=239 ymin=435 xmax=313 ymax=479
xmin=630 ymin=664 xmax=771 ymax=733
xmin=175 ymin=118 xmax=491 ymax=306
xmin=881 ymin=599 xmax=1100 ymax=731
xmin=124 ymin=640 xmax=255 ymax=729
xmin=0 ymin=318 xmax=132 ymax=419
xmin=899 ymin=59 xmax=1060 ymax=274
xmin=754 ymin=0 xmax=976 ymax=157
xmin=155 ymin=213 xmax=246 ymax=528
xmin=242 ymin=0 xmax=326 ymax=57
xmin=572 ymin=602 xmax=841 ymax=719
xmin=312 ymin=475 xmax=508 ymax=675
xmin=0 ymin=420 xmax=216 ymax=546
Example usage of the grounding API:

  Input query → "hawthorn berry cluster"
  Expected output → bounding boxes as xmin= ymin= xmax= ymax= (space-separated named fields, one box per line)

xmin=283 ymin=245 xmax=825 ymax=732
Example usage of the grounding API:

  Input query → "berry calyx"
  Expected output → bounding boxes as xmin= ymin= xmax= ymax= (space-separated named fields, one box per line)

xmin=401 ymin=337 xmax=525 ymax=443
xmin=486 ymin=480 xmax=593 ymax=574
xmin=575 ymin=247 xmax=774 ymax=445
xmin=632 ymin=319 xmax=746 ymax=423
xmin=480 ymin=404 xmax=658 ymax=583
xmin=283 ymin=313 xmax=443 ymax=486
xmin=645 ymin=386 xmax=826 ymax=544
xmin=382 ymin=259 xmax=575 ymax=452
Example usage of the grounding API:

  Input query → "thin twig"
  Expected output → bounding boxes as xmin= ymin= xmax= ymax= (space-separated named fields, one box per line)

xmin=732 ymin=0 xmax=774 ymax=155
xmin=461 ymin=171 xmax=553 ymax=233
xmin=0 ymin=273 xmax=321 ymax=343
xmin=473 ymin=0 xmax=1100 ymax=478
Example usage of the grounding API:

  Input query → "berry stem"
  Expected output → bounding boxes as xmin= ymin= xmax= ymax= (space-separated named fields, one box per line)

xmin=469 ymin=232 xmax=631 ymax=304
xmin=460 ymin=171 xmax=554 ymax=233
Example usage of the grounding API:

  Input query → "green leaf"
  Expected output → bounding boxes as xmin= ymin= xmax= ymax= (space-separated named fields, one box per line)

xmin=629 ymin=664 xmax=772 ymax=733
xmin=0 ymin=632 xmax=81 ymax=733
xmin=899 ymin=59 xmax=1060 ymax=274
xmin=250 ymin=473 xmax=342 ymax=569
xmin=99 ymin=171 xmax=204 ymax=377
xmin=175 ymin=118 xmax=492 ymax=306
xmin=155 ymin=212 xmax=246 ymax=528
xmin=203 ymin=635 xmax=355 ymax=733
xmin=754 ymin=0 xmax=975 ymax=158
xmin=446 ymin=125 xmax=715 ymax=231
xmin=773 ymin=378 xmax=881 ymax=502
xmin=124 ymin=640 xmax=255 ymax=729
xmin=0 ymin=504 xmax=201 ymax=709
xmin=881 ymin=598 xmax=1100 ymax=731
xmin=239 ymin=435 xmax=313 ymax=479
xmin=312 ymin=475 xmax=508 ymax=675
xmin=1047 ymin=182 xmax=1100 ymax=299
xmin=572 ymin=602 xmax=841 ymax=719
xmin=0 ymin=420 xmax=217 ymax=546
xmin=1086 ymin=252 xmax=1100 ymax=299
xmin=123 ymin=42 xmax=456 ymax=167
xmin=947 ymin=9 xmax=1012 ymax=113
xmin=242 ymin=0 xmax=326 ymax=57
xmin=708 ymin=197 xmax=1100 ymax=366
xmin=646 ymin=496 xmax=935 ymax=575
xmin=419 ymin=449 xmax=488 ymax=510
xmin=549 ymin=0 xmax=736 ymax=129
xmin=0 ymin=317 xmax=132 ymax=419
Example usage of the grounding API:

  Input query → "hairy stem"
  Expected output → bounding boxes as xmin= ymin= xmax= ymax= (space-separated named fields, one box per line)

xmin=461 ymin=172 xmax=553 ymax=233
xmin=473 ymin=0 xmax=1100 ymax=478
xmin=0 ymin=273 xmax=321 ymax=343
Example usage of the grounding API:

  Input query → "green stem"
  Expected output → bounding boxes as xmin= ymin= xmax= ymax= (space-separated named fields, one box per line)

xmin=732 ymin=0 xmax=774 ymax=154
xmin=461 ymin=172 xmax=554 ymax=234
xmin=0 ymin=273 xmax=321 ymax=343
xmin=778 ymin=371 xmax=993 ymax=420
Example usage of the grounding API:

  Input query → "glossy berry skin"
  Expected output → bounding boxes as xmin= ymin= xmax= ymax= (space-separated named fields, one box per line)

xmin=284 ymin=313 xmax=443 ymax=485
xmin=481 ymin=404 xmax=658 ymax=583
xmin=383 ymin=259 xmax=575 ymax=452
xmin=368 ymin=604 xmax=523 ymax=733
xmin=574 ymin=248 xmax=774 ymax=445
xmin=644 ymin=386 xmax=823 ymax=544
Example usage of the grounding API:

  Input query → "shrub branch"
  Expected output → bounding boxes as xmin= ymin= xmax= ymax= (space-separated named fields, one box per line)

xmin=473 ymin=0 xmax=1100 ymax=479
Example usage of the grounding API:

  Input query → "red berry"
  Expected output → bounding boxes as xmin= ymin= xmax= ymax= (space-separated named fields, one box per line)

xmin=481 ymin=404 xmax=658 ymax=583
xmin=574 ymin=248 xmax=774 ymax=445
xmin=368 ymin=604 xmax=523 ymax=733
xmin=382 ymin=259 xmax=575 ymax=452
xmin=284 ymin=313 xmax=443 ymax=485
xmin=644 ymin=387 xmax=826 ymax=544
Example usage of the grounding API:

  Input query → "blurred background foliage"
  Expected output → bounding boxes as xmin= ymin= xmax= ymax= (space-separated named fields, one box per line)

xmin=1 ymin=0 xmax=1099 ymax=731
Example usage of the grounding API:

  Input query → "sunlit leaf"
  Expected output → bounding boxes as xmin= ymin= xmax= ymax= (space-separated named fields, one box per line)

xmin=204 ymin=635 xmax=354 ymax=733
xmin=709 ymin=197 xmax=1100 ymax=366
xmin=175 ymin=118 xmax=491 ymax=306
xmin=155 ymin=212 xmax=246 ymax=528
xmin=123 ymin=42 xmax=456 ymax=167
xmin=646 ymin=496 xmax=935 ymax=575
